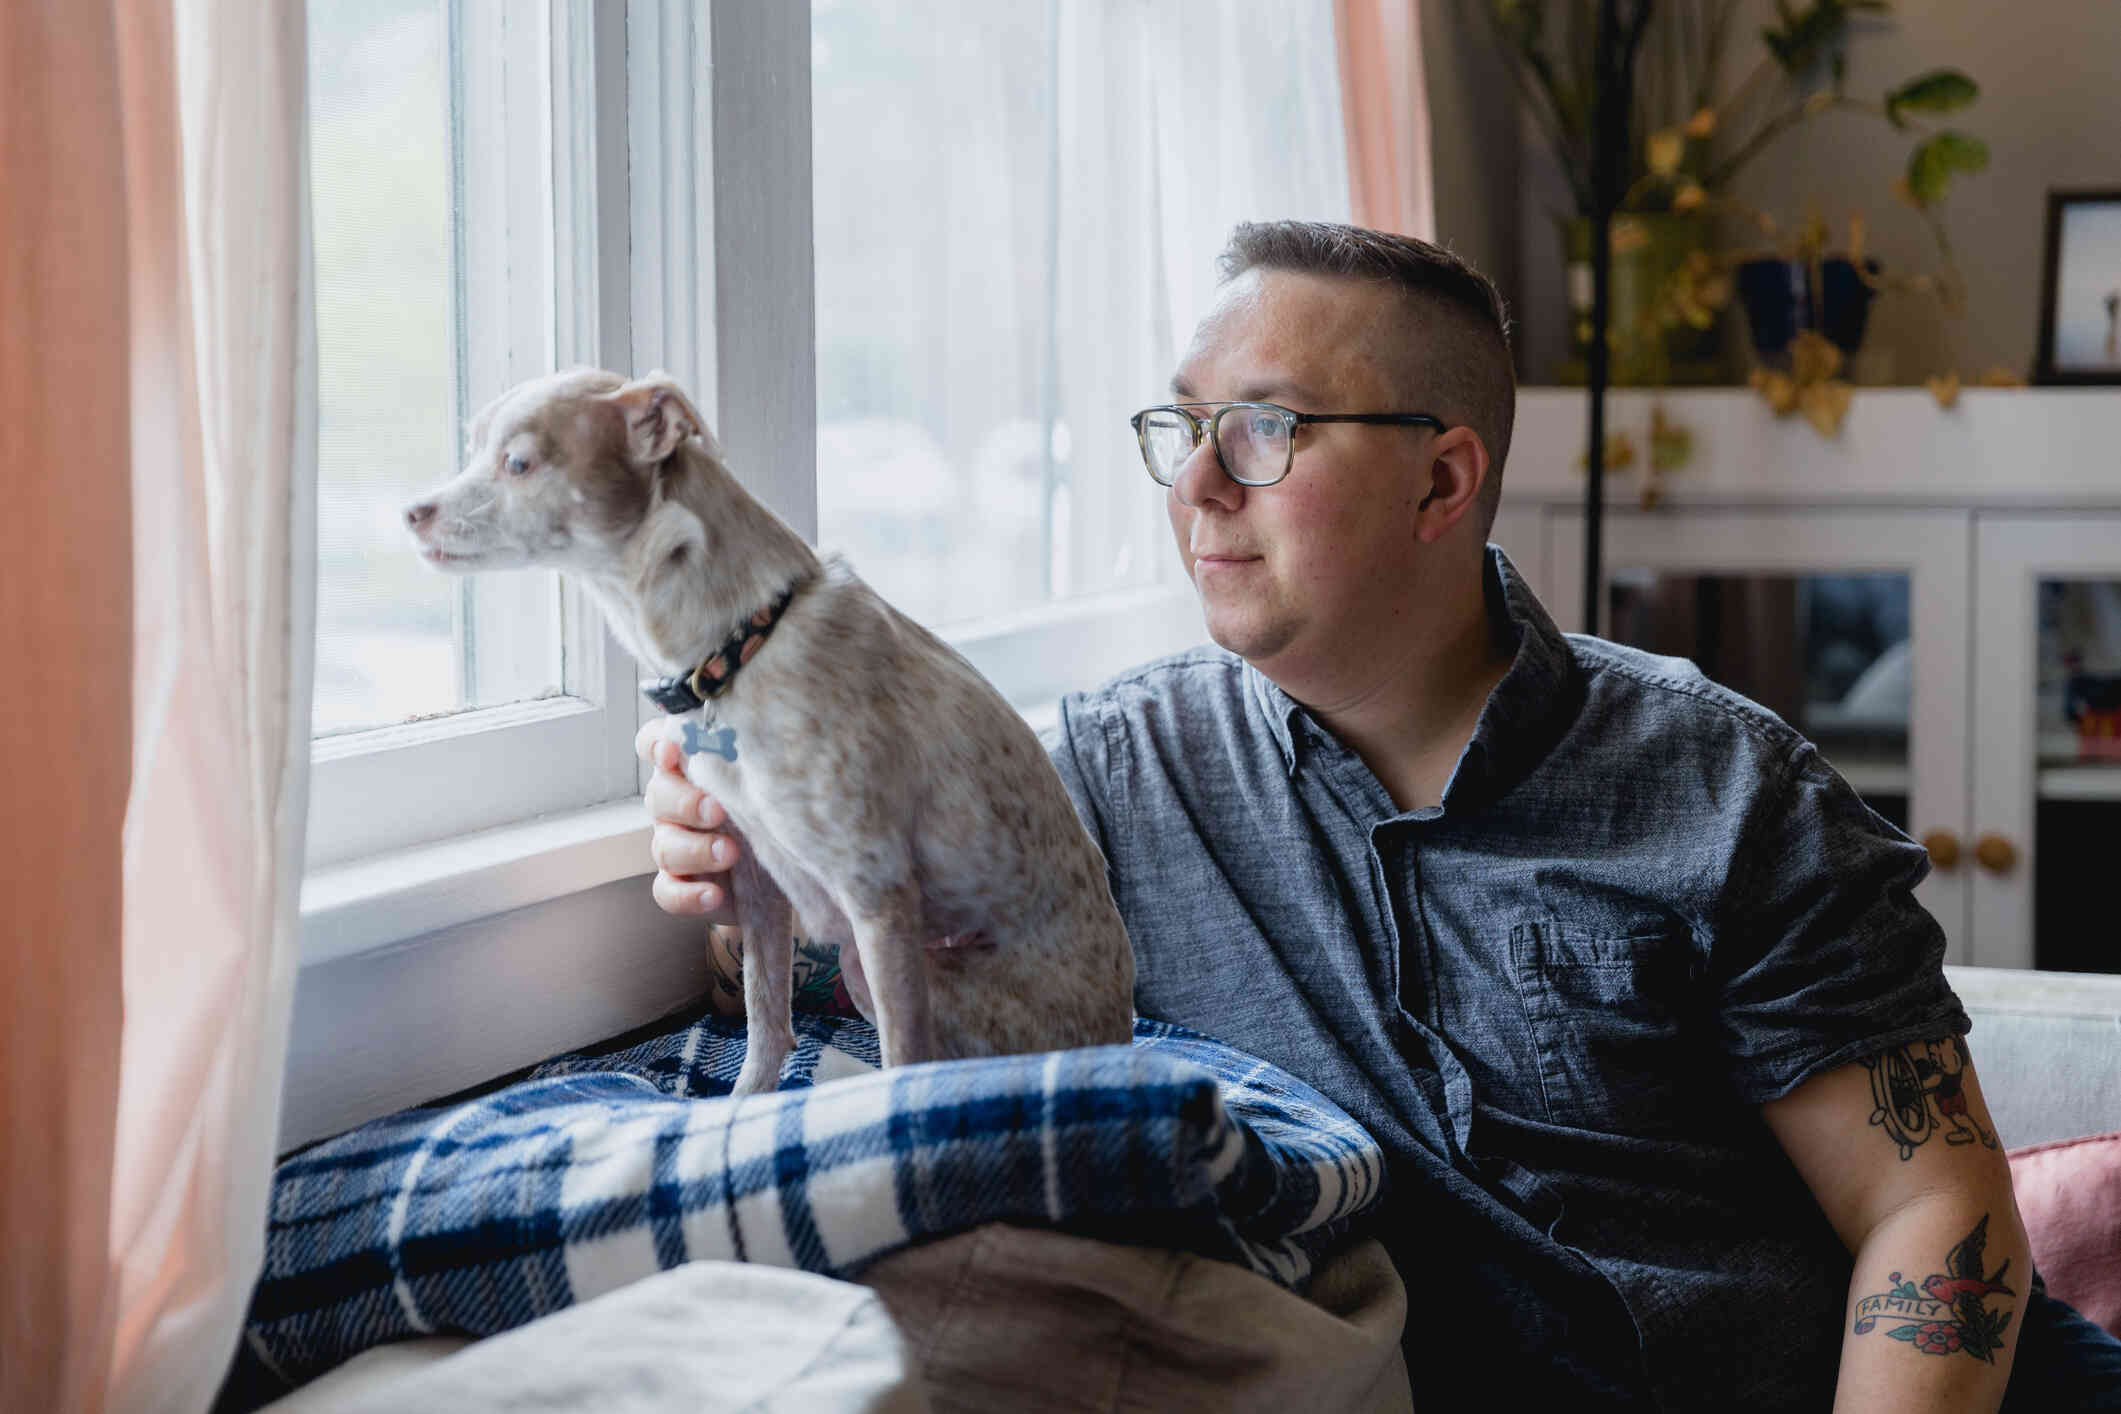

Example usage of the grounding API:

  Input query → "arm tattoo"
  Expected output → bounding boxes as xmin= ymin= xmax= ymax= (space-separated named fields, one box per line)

xmin=1852 ymin=1214 xmax=2015 ymax=1362
xmin=706 ymin=927 xmax=856 ymax=1018
xmin=1862 ymin=1035 xmax=1998 ymax=1160
xmin=791 ymin=937 xmax=856 ymax=1016
xmin=705 ymin=925 xmax=745 ymax=1011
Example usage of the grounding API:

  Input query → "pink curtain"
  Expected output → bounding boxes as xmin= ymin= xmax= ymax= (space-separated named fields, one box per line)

xmin=1334 ymin=0 xmax=1435 ymax=241
xmin=2 ymin=2 xmax=314 ymax=1410
xmin=1 ymin=5 xmax=132 ymax=1410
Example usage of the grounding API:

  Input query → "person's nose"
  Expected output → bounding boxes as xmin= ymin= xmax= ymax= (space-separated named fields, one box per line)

xmin=1169 ymin=434 xmax=1244 ymax=512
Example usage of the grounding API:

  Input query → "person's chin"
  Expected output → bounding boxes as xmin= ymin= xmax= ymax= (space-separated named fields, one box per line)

xmin=1199 ymin=603 xmax=1292 ymax=666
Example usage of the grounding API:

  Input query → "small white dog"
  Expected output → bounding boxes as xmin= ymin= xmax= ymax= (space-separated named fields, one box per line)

xmin=405 ymin=368 xmax=1135 ymax=1093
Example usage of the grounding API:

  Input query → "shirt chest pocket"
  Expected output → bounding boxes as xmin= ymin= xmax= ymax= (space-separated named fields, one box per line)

xmin=1508 ymin=921 xmax=1707 ymax=1136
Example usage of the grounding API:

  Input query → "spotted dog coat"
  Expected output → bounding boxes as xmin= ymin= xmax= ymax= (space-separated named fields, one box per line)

xmin=405 ymin=368 xmax=1136 ymax=1093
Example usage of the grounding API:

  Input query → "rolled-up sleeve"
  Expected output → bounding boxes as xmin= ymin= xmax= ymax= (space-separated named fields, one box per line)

xmin=1709 ymin=741 xmax=1968 ymax=1104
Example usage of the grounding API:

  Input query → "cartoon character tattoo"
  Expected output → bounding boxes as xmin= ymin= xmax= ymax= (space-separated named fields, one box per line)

xmin=1863 ymin=1035 xmax=1999 ymax=1160
xmin=1852 ymin=1215 xmax=2015 ymax=1361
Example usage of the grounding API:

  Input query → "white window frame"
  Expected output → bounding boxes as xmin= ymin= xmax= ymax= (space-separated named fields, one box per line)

xmin=289 ymin=2 xmax=1205 ymax=1143
xmin=304 ymin=0 xmax=640 ymax=872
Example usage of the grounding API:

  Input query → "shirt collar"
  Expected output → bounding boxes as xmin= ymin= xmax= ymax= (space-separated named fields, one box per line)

xmin=1243 ymin=544 xmax=1582 ymax=807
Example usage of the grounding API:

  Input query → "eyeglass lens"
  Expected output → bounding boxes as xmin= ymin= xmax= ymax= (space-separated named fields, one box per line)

xmin=1140 ymin=406 xmax=1290 ymax=486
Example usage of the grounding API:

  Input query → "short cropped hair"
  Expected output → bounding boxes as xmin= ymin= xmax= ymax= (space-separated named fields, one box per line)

xmin=1217 ymin=221 xmax=1516 ymax=533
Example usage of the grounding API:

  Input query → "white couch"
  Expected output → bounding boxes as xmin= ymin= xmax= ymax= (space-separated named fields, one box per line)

xmin=1945 ymin=965 xmax=2121 ymax=1148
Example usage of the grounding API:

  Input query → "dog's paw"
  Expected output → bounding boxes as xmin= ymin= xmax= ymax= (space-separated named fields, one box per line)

xmin=729 ymin=1056 xmax=784 ymax=1098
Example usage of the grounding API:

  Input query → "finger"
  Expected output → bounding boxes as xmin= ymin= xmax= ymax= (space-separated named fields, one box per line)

xmin=651 ymin=821 xmax=736 ymax=878
xmin=634 ymin=717 xmax=672 ymax=766
xmin=651 ymin=869 xmax=730 ymax=921
xmin=643 ymin=767 xmax=728 ymax=830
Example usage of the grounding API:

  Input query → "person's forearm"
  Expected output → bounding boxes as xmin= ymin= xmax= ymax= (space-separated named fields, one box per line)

xmin=1832 ymin=1195 xmax=2029 ymax=1413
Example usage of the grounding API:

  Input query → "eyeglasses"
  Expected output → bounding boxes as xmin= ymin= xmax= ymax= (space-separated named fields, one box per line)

xmin=1128 ymin=402 xmax=1446 ymax=488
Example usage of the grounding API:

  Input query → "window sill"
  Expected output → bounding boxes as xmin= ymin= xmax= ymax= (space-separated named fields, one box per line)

xmin=299 ymin=798 xmax=655 ymax=965
xmin=296 ymin=698 xmax=1067 ymax=968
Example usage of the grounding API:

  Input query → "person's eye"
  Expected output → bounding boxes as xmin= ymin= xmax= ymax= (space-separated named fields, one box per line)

xmin=505 ymin=453 xmax=532 ymax=476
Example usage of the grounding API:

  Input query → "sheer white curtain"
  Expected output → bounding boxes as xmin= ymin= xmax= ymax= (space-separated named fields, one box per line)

xmin=1064 ymin=0 xmax=1354 ymax=602
xmin=0 ymin=1 xmax=314 ymax=1410
xmin=109 ymin=0 xmax=315 ymax=1406
xmin=812 ymin=0 xmax=1351 ymax=631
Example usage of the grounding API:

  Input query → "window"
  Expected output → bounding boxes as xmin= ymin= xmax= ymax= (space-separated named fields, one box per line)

xmin=302 ymin=0 xmax=1349 ymax=873
xmin=304 ymin=0 xmax=641 ymax=868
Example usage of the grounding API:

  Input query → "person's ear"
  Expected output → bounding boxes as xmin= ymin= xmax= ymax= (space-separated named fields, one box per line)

xmin=1413 ymin=426 xmax=1490 ymax=542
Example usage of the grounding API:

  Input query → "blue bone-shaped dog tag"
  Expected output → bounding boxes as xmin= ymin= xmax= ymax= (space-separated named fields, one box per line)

xmin=683 ymin=720 xmax=739 ymax=762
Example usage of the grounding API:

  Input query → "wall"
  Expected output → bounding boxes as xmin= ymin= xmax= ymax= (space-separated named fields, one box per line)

xmin=1419 ymin=0 xmax=1525 ymax=345
xmin=1456 ymin=0 xmax=2121 ymax=384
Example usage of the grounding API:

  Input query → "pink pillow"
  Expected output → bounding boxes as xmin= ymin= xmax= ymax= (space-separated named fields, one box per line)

xmin=2009 ymin=1129 xmax=2121 ymax=1337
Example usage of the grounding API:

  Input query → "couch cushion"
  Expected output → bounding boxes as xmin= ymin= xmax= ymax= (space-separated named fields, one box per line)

xmin=255 ymin=1262 xmax=929 ymax=1414
xmin=858 ymin=1225 xmax=1413 ymax=1414
xmin=1946 ymin=965 xmax=2121 ymax=1149
xmin=2009 ymin=1129 xmax=2121 ymax=1337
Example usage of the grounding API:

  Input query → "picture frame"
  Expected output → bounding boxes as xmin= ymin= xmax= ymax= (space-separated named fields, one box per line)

xmin=2034 ymin=189 xmax=2121 ymax=386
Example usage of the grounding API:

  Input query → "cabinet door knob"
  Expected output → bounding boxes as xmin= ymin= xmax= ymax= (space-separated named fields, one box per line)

xmin=1921 ymin=830 xmax=1962 ymax=871
xmin=1973 ymin=833 xmax=2019 ymax=874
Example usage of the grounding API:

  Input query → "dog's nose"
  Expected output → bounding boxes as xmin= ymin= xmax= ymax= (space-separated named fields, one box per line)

xmin=404 ymin=500 xmax=438 ymax=530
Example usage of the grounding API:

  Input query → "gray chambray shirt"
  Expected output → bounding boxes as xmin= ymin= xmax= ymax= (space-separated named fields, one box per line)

xmin=1043 ymin=545 xmax=1969 ymax=1412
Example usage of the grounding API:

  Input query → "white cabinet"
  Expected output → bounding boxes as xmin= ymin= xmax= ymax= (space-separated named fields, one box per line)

xmin=1504 ymin=389 xmax=2121 ymax=971
xmin=1970 ymin=515 xmax=2121 ymax=970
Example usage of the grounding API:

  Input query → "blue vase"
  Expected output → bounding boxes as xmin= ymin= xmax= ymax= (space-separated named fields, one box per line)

xmin=1736 ymin=257 xmax=1881 ymax=361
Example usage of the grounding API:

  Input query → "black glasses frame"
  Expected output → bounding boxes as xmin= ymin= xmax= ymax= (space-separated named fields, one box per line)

xmin=1128 ymin=401 xmax=1447 ymax=487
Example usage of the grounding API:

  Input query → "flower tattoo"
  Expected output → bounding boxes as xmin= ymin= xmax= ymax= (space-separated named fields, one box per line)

xmin=1852 ymin=1215 xmax=2015 ymax=1362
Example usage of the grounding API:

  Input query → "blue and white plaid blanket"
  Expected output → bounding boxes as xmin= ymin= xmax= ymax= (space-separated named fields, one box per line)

xmin=231 ymin=1013 xmax=1387 ymax=1399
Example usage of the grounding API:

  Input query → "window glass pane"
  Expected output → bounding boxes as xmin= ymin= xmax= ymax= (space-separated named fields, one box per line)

xmin=308 ymin=0 xmax=565 ymax=740
xmin=308 ymin=0 xmax=458 ymax=736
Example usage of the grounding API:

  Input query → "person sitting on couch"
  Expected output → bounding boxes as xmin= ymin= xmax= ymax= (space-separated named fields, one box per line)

xmin=638 ymin=220 xmax=2121 ymax=1411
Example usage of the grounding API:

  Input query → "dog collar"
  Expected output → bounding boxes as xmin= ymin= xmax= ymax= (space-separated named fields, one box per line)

xmin=641 ymin=581 xmax=801 ymax=715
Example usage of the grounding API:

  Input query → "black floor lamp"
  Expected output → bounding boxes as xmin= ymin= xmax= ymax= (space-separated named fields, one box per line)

xmin=1582 ymin=0 xmax=1654 ymax=637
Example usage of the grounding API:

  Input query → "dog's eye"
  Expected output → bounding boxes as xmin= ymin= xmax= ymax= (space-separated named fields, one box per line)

xmin=504 ymin=453 xmax=532 ymax=477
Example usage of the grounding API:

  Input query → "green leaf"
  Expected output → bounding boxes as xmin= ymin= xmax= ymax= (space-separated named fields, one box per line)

xmin=1886 ymin=70 xmax=1980 ymax=126
xmin=1762 ymin=0 xmax=1857 ymax=76
xmin=1906 ymin=131 xmax=1990 ymax=205
xmin=1888 ymin=1325 xmax=1919 ymax=1342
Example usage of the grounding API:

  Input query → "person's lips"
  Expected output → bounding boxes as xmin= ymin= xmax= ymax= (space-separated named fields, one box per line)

xmin=1190 ymin=548 xmax=1262 ymax=580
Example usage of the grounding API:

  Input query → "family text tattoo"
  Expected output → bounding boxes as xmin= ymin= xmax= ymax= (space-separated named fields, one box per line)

xmin=1851 ymin=1215 xmax=2015 ymax=1361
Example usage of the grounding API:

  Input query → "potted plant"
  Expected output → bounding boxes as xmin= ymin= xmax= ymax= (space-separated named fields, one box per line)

xmin=1481 ymin=0 xmax=1986 ymax=385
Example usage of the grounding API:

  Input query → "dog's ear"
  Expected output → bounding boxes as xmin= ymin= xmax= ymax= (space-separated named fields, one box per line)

xmin=607 ymin=372 xmax=712 ymax=467
xmin=632 ymin=500 xmax=713 ymax=661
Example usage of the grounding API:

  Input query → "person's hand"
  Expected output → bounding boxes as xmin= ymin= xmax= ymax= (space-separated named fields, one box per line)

xmin=635 ymin=718 xmax=743 ymax=924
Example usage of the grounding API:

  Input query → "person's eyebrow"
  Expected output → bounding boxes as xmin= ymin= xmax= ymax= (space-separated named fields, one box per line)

xmin=1166 ymin=375 xmax=1322 ymax=406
